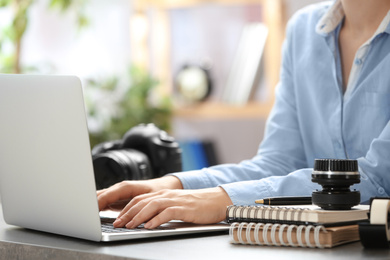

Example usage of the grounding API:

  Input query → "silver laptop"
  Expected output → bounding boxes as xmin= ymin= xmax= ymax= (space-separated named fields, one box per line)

xmin=0 ymin=74 xmax=228 ymax=242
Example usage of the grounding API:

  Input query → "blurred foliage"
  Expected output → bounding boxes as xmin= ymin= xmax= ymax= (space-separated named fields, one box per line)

xmin=0 ymin=1 xmax=173 ymax=147
xmin=86 ymin=66 xmax=173 ymax=148
xmin=0 ymin=0 xmax=88 ymax=73
xmin=49 ymin=0 xmax=88 ymax=28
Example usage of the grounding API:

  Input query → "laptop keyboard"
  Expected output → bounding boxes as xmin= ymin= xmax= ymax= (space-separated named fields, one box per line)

xmin=100 ymin=218 xmax=174 ymax=233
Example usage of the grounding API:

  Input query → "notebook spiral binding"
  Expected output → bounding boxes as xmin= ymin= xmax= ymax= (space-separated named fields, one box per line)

xmin=229 ymin=222 xmax=327 ymax=248
xmin=226 ymin=205 xmax=310 ymax=224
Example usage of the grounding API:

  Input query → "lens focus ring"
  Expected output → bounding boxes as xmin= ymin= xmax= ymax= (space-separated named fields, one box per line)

xmin=314 ymin=159 xmax=358 ymax=172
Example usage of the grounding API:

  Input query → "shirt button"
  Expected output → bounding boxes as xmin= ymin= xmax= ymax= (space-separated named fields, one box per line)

xmin=354 ymin=58 xmax=362 ymax=65
xmin=378 ymin=187 xmax=385 ymax=194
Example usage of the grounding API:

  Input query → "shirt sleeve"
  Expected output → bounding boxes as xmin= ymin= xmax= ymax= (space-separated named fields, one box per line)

xmin=171 ymin=16 xmax=318 ymax=205
xmin=355 ymin=120 xmax=390 ymax=203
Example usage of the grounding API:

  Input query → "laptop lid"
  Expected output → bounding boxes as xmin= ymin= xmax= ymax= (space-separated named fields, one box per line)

xmin=0 ymin=74 xmax=102 ymax=241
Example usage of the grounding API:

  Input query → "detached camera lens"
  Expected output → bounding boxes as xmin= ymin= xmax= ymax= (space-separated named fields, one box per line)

xmin=312 ymin=159 xmax=360 ymax=210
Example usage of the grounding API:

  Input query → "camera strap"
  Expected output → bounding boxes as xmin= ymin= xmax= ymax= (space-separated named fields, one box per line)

xmin=359 ymin=197 xmax=390 ymax=248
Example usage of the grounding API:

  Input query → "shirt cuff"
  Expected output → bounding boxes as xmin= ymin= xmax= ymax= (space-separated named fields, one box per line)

xmin=169 ymin=169 xmax=214 ymax=189
xmin=220 ymin=180 xmax=273 ymax=206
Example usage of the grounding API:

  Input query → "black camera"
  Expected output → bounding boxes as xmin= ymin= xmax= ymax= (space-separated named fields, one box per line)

xmin=312 ymin=159 xmax=360 ymax=210
xmin=92 ymin=124 xmax=182 ymax=190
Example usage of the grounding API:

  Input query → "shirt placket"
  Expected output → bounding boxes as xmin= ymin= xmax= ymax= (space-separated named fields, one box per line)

xmin=326 ymin=31 xmax=348 ymax=159
xmin=344 ymin=44 xmax=370 ymax=100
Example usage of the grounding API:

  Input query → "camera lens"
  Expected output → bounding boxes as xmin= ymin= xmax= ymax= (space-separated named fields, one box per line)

xmin=312 ymin=159 xmax=360 ymax=210
xmin=93 ymin=149 xmax=152 ymax=190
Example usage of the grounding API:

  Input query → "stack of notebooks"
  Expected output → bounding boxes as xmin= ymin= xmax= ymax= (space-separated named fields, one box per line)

xmin=227 ymin=204 xmax=369 ymax=248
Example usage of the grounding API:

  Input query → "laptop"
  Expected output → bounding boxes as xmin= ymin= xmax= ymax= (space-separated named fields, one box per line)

xmin=0 ymin=74 xmax=229 ymax=242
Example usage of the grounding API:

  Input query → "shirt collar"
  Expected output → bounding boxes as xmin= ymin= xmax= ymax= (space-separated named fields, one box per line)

xmin=315 ymin=0 xmax=344 ymax=35
xmin=315 ymin=0 xmax=390 ymax=36
xmin=379 ymin=10 xmax=390 ymax=35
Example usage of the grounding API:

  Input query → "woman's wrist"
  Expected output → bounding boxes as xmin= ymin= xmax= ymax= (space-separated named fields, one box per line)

xmin=150 ymin=175 xmax=183 ymax=190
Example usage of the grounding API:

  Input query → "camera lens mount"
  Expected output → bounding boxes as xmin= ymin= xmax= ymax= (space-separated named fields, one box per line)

xmin=312 ymin=159 xmax=360 ymax=210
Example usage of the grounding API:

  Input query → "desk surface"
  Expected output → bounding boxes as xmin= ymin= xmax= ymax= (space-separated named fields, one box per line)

xmin=1 ymin=206 xmax=389 ymax=260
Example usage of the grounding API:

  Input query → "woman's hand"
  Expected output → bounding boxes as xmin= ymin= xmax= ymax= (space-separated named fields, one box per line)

xmin=112 ymin=187 xmax=233 ymax=229
xmin=97 ymin=176 xmax=183 ymax=212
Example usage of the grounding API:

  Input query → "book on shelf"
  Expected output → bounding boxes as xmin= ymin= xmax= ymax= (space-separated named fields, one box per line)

xmin=226 ymin=204 xmax=369 ymax=226
xmin=201 ymin=140 xmax=218 ymax=166
xmin=222 ymin=22 xmax=268 ymax=106
xmin=179 ymin=140 xmax=219 ymax=171
xmin=229 ymin=222 xmax=360 ymax=248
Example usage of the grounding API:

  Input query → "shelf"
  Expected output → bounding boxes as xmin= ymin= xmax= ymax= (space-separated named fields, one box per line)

xmin=174 ymin=102 xmax=273 ymax=119
xmin=131 ymin=0 xmax=285 ymax=119
xmin=134 ymin=0 xmax=269 ymax=10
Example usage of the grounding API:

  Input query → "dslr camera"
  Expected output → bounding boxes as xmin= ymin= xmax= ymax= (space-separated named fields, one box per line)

xmin=92 ymin=123 xmax=182 ymax=190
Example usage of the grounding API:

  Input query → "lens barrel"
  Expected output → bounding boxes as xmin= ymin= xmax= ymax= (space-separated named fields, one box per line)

xmin=93 ymin=149 xmax=152 ymax=190
xmin=312 ymin=159 xmax=360 ymax=210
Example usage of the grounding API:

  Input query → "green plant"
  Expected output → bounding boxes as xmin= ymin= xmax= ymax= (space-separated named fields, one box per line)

xmin=0 ymin=0 xmax=87 ymax=73
xmin=86 ymin=66 xmax=173 ymax=148
xmin=0 ymin=1 xmax=172 ymax=147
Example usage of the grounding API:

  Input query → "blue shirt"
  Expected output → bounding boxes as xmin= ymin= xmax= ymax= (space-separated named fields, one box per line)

xmin=172 ymin=1 xmax=390 ymax=205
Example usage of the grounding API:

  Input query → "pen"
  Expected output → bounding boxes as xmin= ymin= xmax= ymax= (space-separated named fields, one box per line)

xmin=255 ymin=196 xmax=312 ymax=205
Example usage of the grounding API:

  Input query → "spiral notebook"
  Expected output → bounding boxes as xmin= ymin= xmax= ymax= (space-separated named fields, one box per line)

xmin=229 ymin=222 xmax=359 ymax=248
xmin=226 ymin=205 xmax=369 ymax=226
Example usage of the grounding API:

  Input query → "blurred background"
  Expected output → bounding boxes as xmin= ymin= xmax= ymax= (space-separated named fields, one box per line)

xmin=0 ymin=0 xmax=324 ymax=172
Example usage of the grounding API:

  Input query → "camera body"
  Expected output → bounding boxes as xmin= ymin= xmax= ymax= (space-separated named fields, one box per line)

xmin=92 ymin=124 xmax=182 ymax=190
